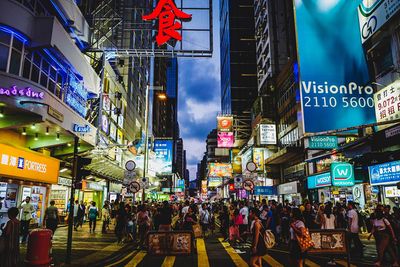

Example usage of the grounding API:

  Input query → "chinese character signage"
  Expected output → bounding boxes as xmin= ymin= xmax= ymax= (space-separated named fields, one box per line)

xmin=254 ymin=186 xmax=277 ymax=196
xmin=373 ymin=80 xmax=400 ymax=123
xmin=0 ymin=143 xmax=59 ymax=184
xmin=208 ymin=163 xmax=232 ymax=178
xmin=142 ymin=0 xmax=192 ymax=47
xmin=309 ymin=136 xmax=338 ymax=150
xmin=259 ymin=124 xmax=276 ymax=145
xmin=253 ymin=148 xmax=264 ymax=172
xmin=331 ymin=162 xmax=355 ymax=187
xmin=358 ymin=0 xmax=400 ymax=43
xmin=294 ymin=0 xmax=375 ymax=133
xmin=217 ymin=116 xmax=233 ymax=132
xmin=307 ymin=172 xmax=331 ymax=189
xmin=153 ymin=139 xmax=173 ymax=174
xmin=369 ymin=160 xmax=400 ymax=185
xmin=217 ymin=132 xmax=234 ymax=148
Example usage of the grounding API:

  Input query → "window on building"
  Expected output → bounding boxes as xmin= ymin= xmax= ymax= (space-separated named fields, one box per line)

xmin=369 ymin=38 xmax=394 ymax=77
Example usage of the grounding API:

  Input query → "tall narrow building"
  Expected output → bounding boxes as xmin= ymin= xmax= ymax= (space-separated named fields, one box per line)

xmin=220 ymin=0 xmax=258 ymax=139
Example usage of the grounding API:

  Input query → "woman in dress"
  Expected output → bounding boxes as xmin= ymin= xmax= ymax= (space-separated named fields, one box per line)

xmin=249 ymin=208 xmax=267 ymax=267
xmin=2 ymin=207 xmax=20 ymax=267
xmin=289 ymin=208 xmax=306 ymax=267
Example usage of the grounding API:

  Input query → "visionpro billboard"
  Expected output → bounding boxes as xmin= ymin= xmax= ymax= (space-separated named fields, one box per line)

xmin=295 ymin=0 xmax=375 ymax=133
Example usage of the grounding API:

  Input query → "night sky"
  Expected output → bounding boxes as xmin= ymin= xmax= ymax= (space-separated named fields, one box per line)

xmin=178 ymin=0 xmax=220 ymax=180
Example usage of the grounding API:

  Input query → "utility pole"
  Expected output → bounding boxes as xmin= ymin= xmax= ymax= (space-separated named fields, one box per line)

xmin=66 ymin=135 xmax=79 ymax=263
xmin=142 ymin=84 xmax=150 ymax=204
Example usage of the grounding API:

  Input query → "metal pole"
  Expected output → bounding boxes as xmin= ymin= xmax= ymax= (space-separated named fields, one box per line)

xmin=66 ymin=135 xmax=79 ymax=263
xmin=142 ymin=84 xmax=150 ymax=204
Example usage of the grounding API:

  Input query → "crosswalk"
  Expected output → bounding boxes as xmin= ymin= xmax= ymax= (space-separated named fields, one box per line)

xmin=103 ymin=237 xmax=366 ymax=267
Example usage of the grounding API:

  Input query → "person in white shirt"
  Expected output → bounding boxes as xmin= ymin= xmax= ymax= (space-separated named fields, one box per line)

xmin=347 ymin=202 xmax=363 ymax=255
xmin=181 ymin=200 xmax=189 ymax=215
xmin=322 ymin=205 xmax=335 ymax=230
xmin=200 ymin=204 xmax=211 ymax=238
xmin=19 ymin=196 xmax=34 ymax=243
xmin=239 ymin=201 xmax=249 ymax=241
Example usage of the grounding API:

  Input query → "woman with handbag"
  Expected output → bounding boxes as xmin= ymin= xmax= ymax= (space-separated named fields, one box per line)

xmin=289 ymin=208 xmax=307 ymax=267
xmin=1 ymin=207 xmax=20 ymax=267
xmin=249 ymin=208 xmax=267 ymax=267
xmin=368 ymin=207 xmax=399 ymax=267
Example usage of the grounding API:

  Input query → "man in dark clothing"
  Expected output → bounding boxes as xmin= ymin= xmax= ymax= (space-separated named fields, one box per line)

xmin=159 ymin=201 xmax=173 ymax=231
xmin=303 ymin=202 xmax=317 ymax=229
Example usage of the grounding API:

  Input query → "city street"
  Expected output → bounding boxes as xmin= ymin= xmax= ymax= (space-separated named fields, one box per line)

xmin=17 ymin=223 xmax=382 ymax=267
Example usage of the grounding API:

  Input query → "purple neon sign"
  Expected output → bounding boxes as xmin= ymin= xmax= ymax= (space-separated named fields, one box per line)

xmin=0 ymin=86 xmax=45 ymax=99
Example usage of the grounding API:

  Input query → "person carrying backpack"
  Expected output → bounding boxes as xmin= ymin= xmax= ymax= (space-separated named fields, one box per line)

xmin=44 ymin=200 xmax=59 ymax=235
xmin=88 ymin=201 xmax=99 ymax=233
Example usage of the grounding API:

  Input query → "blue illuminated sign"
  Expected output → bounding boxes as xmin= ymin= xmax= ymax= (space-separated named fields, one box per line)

xmin=153 ymin=139 xmax=173 ymax=174
xmin=307 ymin=172 xmax=331 ymax=189
xmin=254 ymin=186 xmax=277 ymax=196
xmin=65 ymin=74 xmax=88 ymax=118
xmin=369 ymin=160 xmax=400 ymax=186
xmin=295 ymin=0 xmax=375 ymax=133
xmin=73 ymin=124 xmax=91 ymax=133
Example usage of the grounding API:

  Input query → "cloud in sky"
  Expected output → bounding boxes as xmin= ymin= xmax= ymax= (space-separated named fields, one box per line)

xmin=178 ymin=0 xmax=220 ymax=180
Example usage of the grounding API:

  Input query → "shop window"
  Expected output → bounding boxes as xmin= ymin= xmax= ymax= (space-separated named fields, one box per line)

xmin=0 ymin=43 xmax=9 ymax=72
xmin=31 ymin=64 xmax=39 ymax=83
xmin=9 ymin=49 xmax=21 ymax=75
xmin=0 ymin=31 xmax=10 ymax=45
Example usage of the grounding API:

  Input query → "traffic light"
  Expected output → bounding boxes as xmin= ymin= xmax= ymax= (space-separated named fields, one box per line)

xmin=75 ymin=157 xmax=91 ymax=189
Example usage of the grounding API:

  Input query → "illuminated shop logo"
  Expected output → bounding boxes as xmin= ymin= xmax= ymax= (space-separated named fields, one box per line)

xmin=17 ymin=157 xmax=25 ymax=169
xmin=0 ymin=86 xmax=45 ymax=99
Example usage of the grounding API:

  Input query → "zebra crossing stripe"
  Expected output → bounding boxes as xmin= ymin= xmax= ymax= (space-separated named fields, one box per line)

xmin=104 ymin=251 xmax=136 ymax=267
xmin=125 ymin=251 xmax=147 ymax=267
xmin=218 ymin=238 xmax=249 ymax=267
xmin=162 ymin=256 xmax=176 ymax=267
xmin=262 ymin=255 xmax=283 ymax=267
xmin=197 ymin=238 xmax=210 ymax=267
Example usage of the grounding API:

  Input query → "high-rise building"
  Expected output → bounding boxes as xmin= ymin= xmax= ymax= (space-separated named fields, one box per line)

xmin=220 ymin=0 xmax=258 ymax=138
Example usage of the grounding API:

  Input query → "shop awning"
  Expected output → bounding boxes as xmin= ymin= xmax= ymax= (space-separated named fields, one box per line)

xmin=85 ymin=158 xmax=124 ymax=182
xmin=265 ymin=147 xmax=303 ymax=165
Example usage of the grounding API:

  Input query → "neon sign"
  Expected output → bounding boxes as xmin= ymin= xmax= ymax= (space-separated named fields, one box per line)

xmin=0 ymin=86 xmax=44 ymax=99
xmin=142 ymin=0 xmax=192 ymax=47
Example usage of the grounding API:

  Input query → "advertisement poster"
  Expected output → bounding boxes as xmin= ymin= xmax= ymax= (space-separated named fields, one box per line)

xmin=374 ymin=80 xmax=400 ymax=123
xmin=208 ymin=163 xmax=232 ymax=178
xmin=253 ymin=148 xmax=265 ymax=171
xmin=217 ymin=132 xmax=234 ymax=148
xmin=208 ymin=177 xmax=223 ymax=187
xmin=358 ymin=0 xmax=400 ymax=43
xmin=217 ymin=116 xmax=233 ymax=132
xmin=241 ymin=148 xmax=253 ymax=174
xmin=231 ymin=148 xmax=242 ymax=174
xmin=259 ymin=124 xmax=277 ymax=145
xmin=153 ymin=139 xmax=173 ymax=174
xmin=295 ymin=0 xmax=375 ymax=133
xmin=309 ymin=230 xmax=348 ymax=254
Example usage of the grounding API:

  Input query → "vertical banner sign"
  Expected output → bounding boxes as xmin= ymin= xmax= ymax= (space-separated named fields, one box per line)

xmin=253 ymin=148 xmax=265 ymax=172
xmin=373 ymin=80 xmax=400 ymax=123
xmin=259 ymin=124 xmax=277 ymax=145
xmin=295 ymin=0 xmax=375 ymax=133
xmin=358 ymin=0 xmax=400 ymax=43
xmin=217 ymin=116 xmax=234 ymax=147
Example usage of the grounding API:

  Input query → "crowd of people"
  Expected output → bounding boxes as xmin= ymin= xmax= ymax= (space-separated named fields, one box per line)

xmin=1 ymin=196 xmax=400 ymax=267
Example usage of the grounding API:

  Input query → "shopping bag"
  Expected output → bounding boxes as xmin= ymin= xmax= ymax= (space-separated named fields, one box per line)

xmin=295 ymin=227 xmax=314 ymax=252
xmin=192 ymin=223 xmax=202 ymax=238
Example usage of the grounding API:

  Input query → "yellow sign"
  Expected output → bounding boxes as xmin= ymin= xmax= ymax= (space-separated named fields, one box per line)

xmin=253 ymin=148 xmax=264 ymax=171
xmin=0 ymin=144 xmax=60 ymax=184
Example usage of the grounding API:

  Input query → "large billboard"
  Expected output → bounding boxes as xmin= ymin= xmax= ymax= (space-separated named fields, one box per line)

xmin=208 ymin=163 xmax=232 ymax=178
xmin=153 ymin=139 xmax=173 ymax=174
xmin=295 ymin=0 xmax=375 ymax=133
xmin=373 ymin=80 xmax=400 ymax=123
xmin=217 ymin=132 xmax=234 ymax=148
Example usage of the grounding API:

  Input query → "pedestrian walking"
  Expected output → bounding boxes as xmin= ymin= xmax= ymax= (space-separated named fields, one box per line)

xmin=73 ymin=200 xmax=80 ymax=231
xmin=88 ymin=202 xmax=99 ymax=233
xmin=321 ymin=205 xmax=335 ymax=230
xmin=78 ymin=201 xmax=85 ymax=228
xmin=249 ymin=208 xmax=267 ymax=267
xmin=369 ymin=207 xmax=399 ymax=266
xmin=219 ymin=205 xmax=230 ymax=241
xmin=102 ymin=204 xmax=110 ymax=234
xmin=44 ymin=200 xmax=59 ymax=235
xmin=347 ymin=202 xmax=363 ymax=256
xmin=289 ymin=208 xmax=307 ymax=267
xmin=158 ymin=201 xmax=172 ymax=231
xmin=183 ymin=206 xmax=197 ymax=231
xmin=1 ymin=207 xmax=20 ymax=267
xmin=137 ymin=205 xmax=150 ymax=248
xmin=18 ymin=196 xmax=34 ymax=243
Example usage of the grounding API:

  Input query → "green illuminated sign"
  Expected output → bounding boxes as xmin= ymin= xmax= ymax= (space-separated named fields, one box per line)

xmin=309 ymin=136 xmax=338 ymax=150
xmin=331 ymin=162 xmax=354 ymax=187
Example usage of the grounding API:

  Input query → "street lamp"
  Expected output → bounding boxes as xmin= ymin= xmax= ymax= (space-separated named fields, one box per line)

xmin=142 ymin=84 xmax=164 ymax=204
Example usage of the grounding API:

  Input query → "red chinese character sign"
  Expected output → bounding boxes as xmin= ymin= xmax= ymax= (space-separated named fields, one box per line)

xmin=143 ymin=0 xmax=192 ymax=47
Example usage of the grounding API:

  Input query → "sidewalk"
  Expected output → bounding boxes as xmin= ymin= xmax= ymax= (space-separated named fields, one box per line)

xmin=19 ymin=221 xmax=135 ymax=267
